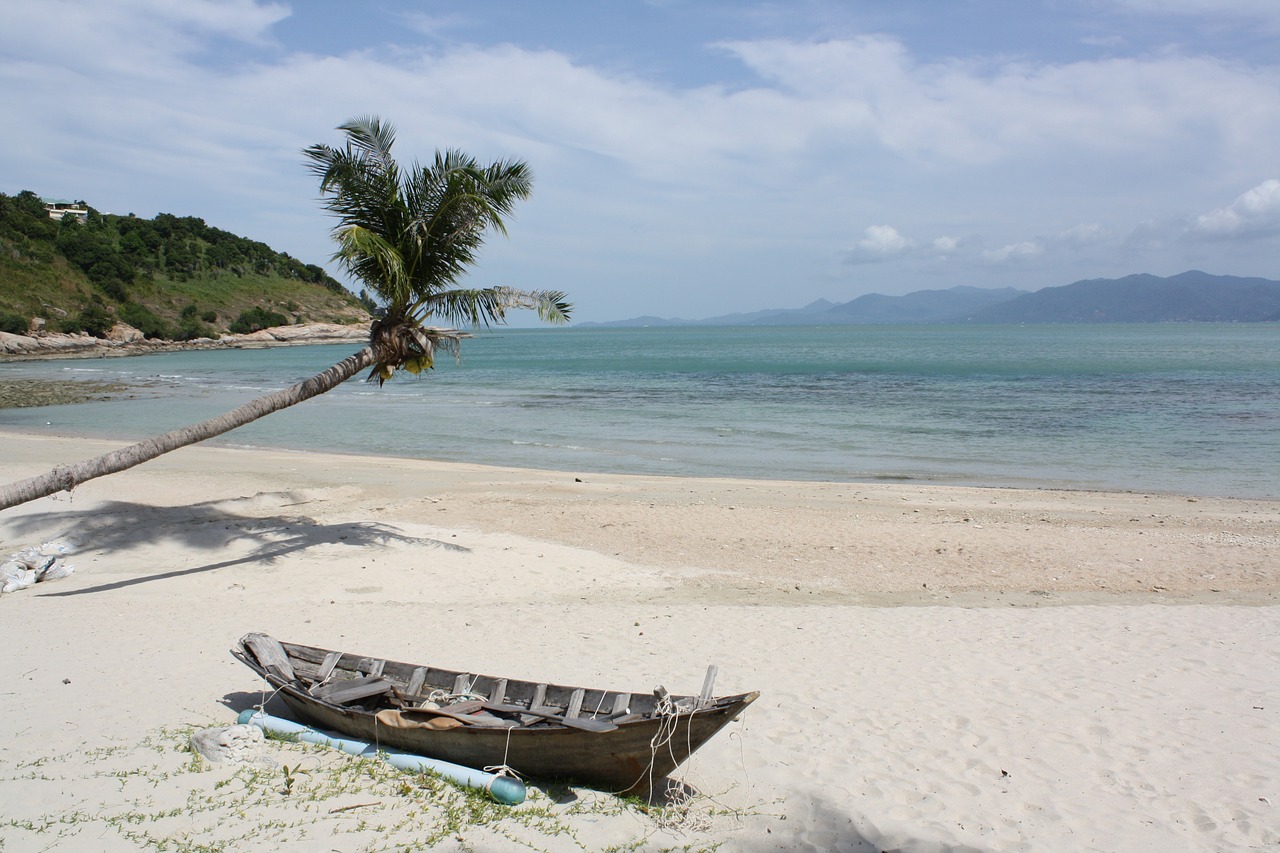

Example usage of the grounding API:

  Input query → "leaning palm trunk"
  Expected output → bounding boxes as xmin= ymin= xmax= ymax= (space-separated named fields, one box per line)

xmin=0 ymin=347 xmax=374 ymax=511
xmin=1 ymin=115 xmax=570 ymax=512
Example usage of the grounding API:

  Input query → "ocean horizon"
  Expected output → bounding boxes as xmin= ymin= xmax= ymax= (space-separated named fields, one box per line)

xmin=3 ymin=323 xmax=1278 ymax=499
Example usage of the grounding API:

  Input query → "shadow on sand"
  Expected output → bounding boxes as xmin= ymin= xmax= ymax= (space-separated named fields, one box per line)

xmin=3 ymin=491 xmax=465 ymax=597
xmin=215 ymin=692 xmax=975 ymax=851
xmin=728 ymin=796 xmax=986 ymax=853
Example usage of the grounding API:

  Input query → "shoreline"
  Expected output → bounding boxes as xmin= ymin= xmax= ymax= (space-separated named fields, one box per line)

xmin=2 ymin=430 xmax=1277 ymax=850
xmin=0 ymin=321 xmax=370 ymax=361
xmin=4 ymin=429 xmax=1276 ymax=605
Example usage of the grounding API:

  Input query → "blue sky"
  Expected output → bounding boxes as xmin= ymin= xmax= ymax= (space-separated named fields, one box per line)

xmin=3 ymin=1 xmax=1279 ymax=323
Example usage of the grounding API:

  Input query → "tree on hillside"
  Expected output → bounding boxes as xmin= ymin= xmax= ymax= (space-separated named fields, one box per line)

xmin=0 ymin=116 xmax=570 ymax=511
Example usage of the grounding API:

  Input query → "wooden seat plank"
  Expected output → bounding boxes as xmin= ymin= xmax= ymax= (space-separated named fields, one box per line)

xmin=312 ymin=675 xmax=392 ymax=705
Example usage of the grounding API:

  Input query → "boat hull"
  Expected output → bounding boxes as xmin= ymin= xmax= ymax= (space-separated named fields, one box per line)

xmin=233 ymin=635 xmax=756 ymax=795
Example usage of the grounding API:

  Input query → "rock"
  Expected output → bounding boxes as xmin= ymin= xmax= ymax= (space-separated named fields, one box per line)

xmin=1 ymin=322 xmax=370 ymax=360
xmin=0 ymin=331 xmax=101 ymax=355
xmin=0 ymin=331 xmax=39 ymax=354
xmin=190 ymin=724 xmax=271 ymax=765
xmin=106 ymin=323 xmax=144 ymax=343
xmin=265 ymin=322 xmax=370 ymax=342
xmin=233 ymin=329 xmax=279 ymax=343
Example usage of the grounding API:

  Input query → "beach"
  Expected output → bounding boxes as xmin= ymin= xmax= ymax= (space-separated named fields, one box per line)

xmin=1 ymin=429 xmax=1277 ymax=851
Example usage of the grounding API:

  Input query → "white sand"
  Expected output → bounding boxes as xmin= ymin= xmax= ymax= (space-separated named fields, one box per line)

xmin=1 ymin=431 xmax=1277 ymax=851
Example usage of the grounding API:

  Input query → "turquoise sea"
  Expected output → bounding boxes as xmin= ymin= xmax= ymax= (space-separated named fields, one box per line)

xmin=2 ymin=324 xmax=1278 ymax=498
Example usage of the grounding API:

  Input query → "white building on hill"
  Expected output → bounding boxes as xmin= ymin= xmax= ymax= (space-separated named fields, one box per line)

xmin=42 ymin=198 xmax=89 ymax=223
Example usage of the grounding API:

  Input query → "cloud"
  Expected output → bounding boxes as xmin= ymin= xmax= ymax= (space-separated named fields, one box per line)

xmin=843 ymin=225 xmax=909 ymax=264
xmin=3 ymin=1 xmax=1280 ymax=319
xmin=844 ymin=227 xmax=967 ymax=265
xmin=860 ymin=225 xmax=911 ymax=253
xmin=714 ymin=35 xmax=1280 ymax=168
xmin=1101 ymin=0 xmax=1280 ymax=28
xmin=982 ymin=241 xmax=1043 ymax=263
xmin=1192 ymin=179 xmax=1280 ymax=238
xmin=1056 ymin=223 xmax=1109 ymax=245
xmin=0 ymin=0 xmax=286 ymax=71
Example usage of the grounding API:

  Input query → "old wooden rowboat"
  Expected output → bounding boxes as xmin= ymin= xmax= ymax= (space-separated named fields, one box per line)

xmin=232 ymin=633 xmax=758 ymax=795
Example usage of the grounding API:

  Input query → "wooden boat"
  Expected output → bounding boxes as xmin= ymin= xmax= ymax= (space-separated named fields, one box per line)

xmin=232 ymin=633 xmax=757 ymax=795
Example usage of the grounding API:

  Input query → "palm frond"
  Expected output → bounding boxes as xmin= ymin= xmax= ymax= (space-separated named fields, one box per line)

xmin=305 ymin=115 xmax=569 ymax=382
xmin=492 ymin=287 xmax=572 ymax=325
xmin=416 ymin=287 xmax=572 ymax=328
xmin=337 ymin=116 xmax=398 ymax=171
xmin=331 ymin=225 xmax=409 ymax=307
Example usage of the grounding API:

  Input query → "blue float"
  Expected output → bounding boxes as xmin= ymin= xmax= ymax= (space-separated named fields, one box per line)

xmin=237 ymin=709 xmax=526 ymax=805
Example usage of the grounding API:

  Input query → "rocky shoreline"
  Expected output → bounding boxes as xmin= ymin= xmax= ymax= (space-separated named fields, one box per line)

xmin=0 ymin=378 xmax=133 ymax=409
xmin=0 ymin=322 xmax=371 ymax=362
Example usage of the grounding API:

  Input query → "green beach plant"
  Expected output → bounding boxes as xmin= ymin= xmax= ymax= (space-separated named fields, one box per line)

xmin=0 ymin=115 xmax=570 ymax=510
xmin=0 ymin=726 xmax=740 ymax=851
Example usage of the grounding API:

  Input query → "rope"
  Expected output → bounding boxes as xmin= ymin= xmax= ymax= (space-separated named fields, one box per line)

xmin=483 ymin=720 xmax=522 ymax=797
xmin=423 ymin=689 xmax=485 ymax=706
xmin=645 ymin=694 xmax=711 ymax=832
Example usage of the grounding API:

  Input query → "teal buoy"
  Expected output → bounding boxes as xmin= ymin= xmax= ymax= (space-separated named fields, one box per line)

xmin=237 ymin=709 xmax=525 ymax=805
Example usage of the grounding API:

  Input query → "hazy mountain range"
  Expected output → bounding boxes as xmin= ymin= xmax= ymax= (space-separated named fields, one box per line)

xmin=581 ymin=271 xmax=1280 ymax=326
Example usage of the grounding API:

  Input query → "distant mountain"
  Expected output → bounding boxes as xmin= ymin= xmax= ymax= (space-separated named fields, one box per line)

xmin=964 ymin=271 xmax=1280 ymax=323
xmin=581 ymin=272 xmax=1280 ymax=327
xmin=582 ymin=286 xmax=1027 ymax=327
xmin=822 ymin=286 xmax=1025 ymax=324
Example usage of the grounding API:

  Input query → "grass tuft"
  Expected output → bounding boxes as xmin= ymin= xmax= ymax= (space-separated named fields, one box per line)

xmin=0 ymin=724 xmax=763 ymax=851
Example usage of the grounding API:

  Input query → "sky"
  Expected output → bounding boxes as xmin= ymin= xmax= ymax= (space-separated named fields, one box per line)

xmin=3 ymin=1 xmax=1279 ymax=324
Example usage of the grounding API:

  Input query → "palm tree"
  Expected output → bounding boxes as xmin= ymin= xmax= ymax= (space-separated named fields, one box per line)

xmin=0 ymin=116 xmax=570 ymax=511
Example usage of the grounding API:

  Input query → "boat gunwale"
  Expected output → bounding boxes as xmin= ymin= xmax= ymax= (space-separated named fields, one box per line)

xmin=232 ymin=634 xmax=758 ymax=793
xmin=232 ymin=635 xmax=758 ymax=729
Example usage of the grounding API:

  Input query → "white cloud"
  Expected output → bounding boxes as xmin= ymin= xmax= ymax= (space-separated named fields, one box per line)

xmin=715 ymin=36 xmax=1280 ymax=168
xmin=1193 ymin=179 xmax=1280 ymax=238
xmin=0 ymin=0 xmax=286 ymax=72
xmin=845 ymin=228 xmax=970 ymax=265
xmin=1102 ymin=0 xmax=1280 ymax=28
xmin=842 ymin=225 xmax=911 ymax=264
xmin=1057 ymin=223 xmax=1108 ymax=245
xmin=982 ymin=242 xmax=1043 ymax=263
xmin=138 ymin=0 xmax=289 ymax=41
xmin=2 ymin=1 xmax=1279 ymax=319
xmin=860 ymin=225 xmax=912 ymax=254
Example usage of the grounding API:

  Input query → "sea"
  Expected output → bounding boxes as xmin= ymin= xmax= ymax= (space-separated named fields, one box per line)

xmin=2 ymin=324 xmax=1278 ymax=498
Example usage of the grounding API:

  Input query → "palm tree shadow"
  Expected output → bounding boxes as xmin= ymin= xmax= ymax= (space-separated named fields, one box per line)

xmin=730 ymin=796 xmax=983 ymax=853
xmin=3 ymin=491 xmax=466 ymax=597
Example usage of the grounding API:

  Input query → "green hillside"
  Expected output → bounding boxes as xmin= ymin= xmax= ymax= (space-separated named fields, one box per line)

xmin=0 ymin=190 xmax=372 ymax=339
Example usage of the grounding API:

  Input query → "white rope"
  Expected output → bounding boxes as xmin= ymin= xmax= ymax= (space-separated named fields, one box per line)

xmin=423 ymin=689 xmax=485 ymax=706
xmin=646 ymin=694 xmax=710 ymax=832
xmin=483 ymin=721 xmax=522 ymax=794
